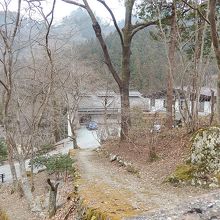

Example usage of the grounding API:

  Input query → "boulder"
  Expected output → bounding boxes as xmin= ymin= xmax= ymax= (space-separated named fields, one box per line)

xmin=109 ymin=154 xmax=117 ymax=162
xmin=191 ymin=127 xmax=220 ymax=173
xmin=168 ymin=127 xmax=220 ymax=187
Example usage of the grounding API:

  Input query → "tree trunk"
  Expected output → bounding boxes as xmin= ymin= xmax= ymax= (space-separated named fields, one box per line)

xmin=30 ymin=143 xmax=35 ymax=192
xmin=18 ymin=155 xmax=33 ymax=205
xmin=4 ymin=92 xmax=18 ymax=187
xmin=70 ymin=122 xmax=79 ymax=149
xmin=47 ymin=179 xmax=59 ymax=218
xmin=191 ymin=10 xmax=205 ymax=131
xmin=209 ymin=89 xmax=215 ymax=125
xmin=120 ymin=86 xmax=130 ymax=140
xmin=7 ymin=142 xmax=18 ymax=187
xmin=209 ymin=0 xmax=220 ymax=123
xmin=217 ymin=74 xmax=220 ymax=123
xmin=120 ymin=31 xmax=132 ymax=141
xmin=52 ymin=100 xmax=60 ymax=143
xmin=71 ymin=128 xmax=79 ymax=149
xmin=104 ymin=94 xmax=110 ymax=137
xmin=166 ymin=2 xmax=177 ymax=128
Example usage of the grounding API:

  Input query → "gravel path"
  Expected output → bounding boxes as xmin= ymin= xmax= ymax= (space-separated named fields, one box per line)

xmin=75 ymin=149 xmax=213 ymax=219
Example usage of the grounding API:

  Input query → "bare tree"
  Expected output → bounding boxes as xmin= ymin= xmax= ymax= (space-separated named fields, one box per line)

xmin=59 ymin=61 xmax=91 ymax=149
xmin=61 ymin=0 xmax=164 ymax=141
xmin=0 ymin=0 xmax=61 ymax=210
xmin=155 ymin=0 xmax=178 ymax=128
xmin=209 ymin=0 xmax=220 ymax=123
xmin=0 ymin=0 xmax=22 ymax=190
xmin=166 ymin=1 xmax=177 ymax=128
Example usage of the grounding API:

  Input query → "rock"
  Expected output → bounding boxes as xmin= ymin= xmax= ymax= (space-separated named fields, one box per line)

xmin=168 ymin=127 xmax=220 ymax=187
xmin=191 ymin=127 xmax=220 ymax=173
xmin=209 ymin=183 xmax=219 ymax=188
xmin=118 ymin=160 xmax=124 ymax=166
xmin=126 ymin=165 xmax=139 ymax=174
xmin=124 ymin=161 xmax=128 ymax=166
xmin=207 ymin=203 xmax=215 ymax=209
xmin=95 ymin=147 xmax=101 ymax=152
xmin=109 ymin=154 xmax=117 ymax=162
xmin=116 ymin=156 xmax=122 ymax=161
xmin=181 ymin=213 xmax=201 ymax=220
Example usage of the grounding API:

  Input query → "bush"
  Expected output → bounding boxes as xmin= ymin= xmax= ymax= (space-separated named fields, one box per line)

xmin=0 ymin=139 xmax=7 ymax=163
xmin=38 ymin=143 xmax=55 ymax=155
xmin=31 ymin=154 xmax=75 ymax=179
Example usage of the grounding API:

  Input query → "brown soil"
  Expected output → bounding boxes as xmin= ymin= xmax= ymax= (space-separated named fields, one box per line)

xmin=0 ymin=172 xmax=75 ymax=220
xmin=0 ymin=173 xmax=47 ymax=220
xmin=102 ymin=127 xmax=192 ymax=183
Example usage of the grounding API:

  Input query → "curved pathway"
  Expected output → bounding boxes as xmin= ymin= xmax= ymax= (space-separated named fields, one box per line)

xmin=75 ymin=149 xmax=210 ymax=219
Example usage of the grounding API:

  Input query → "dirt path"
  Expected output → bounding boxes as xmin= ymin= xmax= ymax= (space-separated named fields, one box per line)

xmin=75 ymin=149 xmax=206 ymax=218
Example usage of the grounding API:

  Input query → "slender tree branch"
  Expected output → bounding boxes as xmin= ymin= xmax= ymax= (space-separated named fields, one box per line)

xmin=181 ymin=0 xmax=210 ymax=24
xmin=61 ymin=0 xmax=86 ymax=8
xmin=96 ymin=0 xmax=124 ymax=46
xmin=47 ymin=179 xmax=59 ymax=191
xmin=12 ymin=0 xmax=22 ymax=42
xmin=131 ymin=20 xmax=158 ymax=37
xmin=0 ymin=80 xmax=9 ymax=92
xmin=45 ymin=0 xmax=56 ymax=61
xmin=63 ymin=0 xmax=122 ymax=87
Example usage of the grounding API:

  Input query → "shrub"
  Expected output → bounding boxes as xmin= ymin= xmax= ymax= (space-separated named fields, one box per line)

xmin=38 ymin=143 xmax=55 ymax=155
xmin=0 ymin=139 xmax=7 ymax=163
xmin=31 ymin=154 xmax=75 ymax=179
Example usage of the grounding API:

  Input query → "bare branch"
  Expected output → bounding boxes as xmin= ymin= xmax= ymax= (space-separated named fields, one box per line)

xmin=96 ymin=0 xmax=124 ymax=46
xmin=181 ymin=0 xmax=210 ymax=24
xmin=63 ymin=0 xmax=122 ymax=87
xmin=47 ymin=179 xmax=59 ymax=191
xmin=0 ymin=79 xmax=9 ymax=92
xmin=61 ymin=0 xmax=86 ymax=8
xmin=12 ymin=0 xmax=22 ymax=42
xmin=131 ymin=20 xmax=158 ymax=38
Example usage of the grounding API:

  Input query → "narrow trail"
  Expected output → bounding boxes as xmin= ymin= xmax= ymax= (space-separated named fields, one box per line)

xmin=75 ymin=149 xmax=203 ymax=218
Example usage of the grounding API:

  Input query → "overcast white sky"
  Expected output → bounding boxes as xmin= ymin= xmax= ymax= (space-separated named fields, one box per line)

xmin=4 ymin=0 xmax=125 ymax=23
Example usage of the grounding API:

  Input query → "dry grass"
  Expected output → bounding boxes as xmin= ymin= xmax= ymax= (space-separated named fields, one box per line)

xmin=0 ymin=209 xmax=9 ymax=220
xmin=101 ymin=126 xmax=196 ymax=188
xmin=79 ymin=182 xmax=143 ymax=219
xmin=104 ymin=127 xmax=190 ymax=163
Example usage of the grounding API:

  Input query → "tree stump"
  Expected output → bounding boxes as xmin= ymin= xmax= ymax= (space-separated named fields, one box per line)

xmin=47 ymin=178 xmax=59 ymax=218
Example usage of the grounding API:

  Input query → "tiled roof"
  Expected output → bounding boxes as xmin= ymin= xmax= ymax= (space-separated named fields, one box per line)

xmin=77 ymin=90 xmax=149 ymax=111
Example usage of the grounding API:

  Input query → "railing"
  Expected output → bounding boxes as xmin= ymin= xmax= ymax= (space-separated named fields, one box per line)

xmin=0 ymin=173 xmax=5 ymax=183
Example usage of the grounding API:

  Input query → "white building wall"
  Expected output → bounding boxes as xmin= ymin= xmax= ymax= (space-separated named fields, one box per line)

xmin=151 ymin=99 xmax=166 ymax=112
xmin=204 ymin=101 xmax=211 ymax=114
xmin=199 ymin=101 xmax=211 ymax=116
xmin=149 ymin=97 xmax=213 ymax=118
